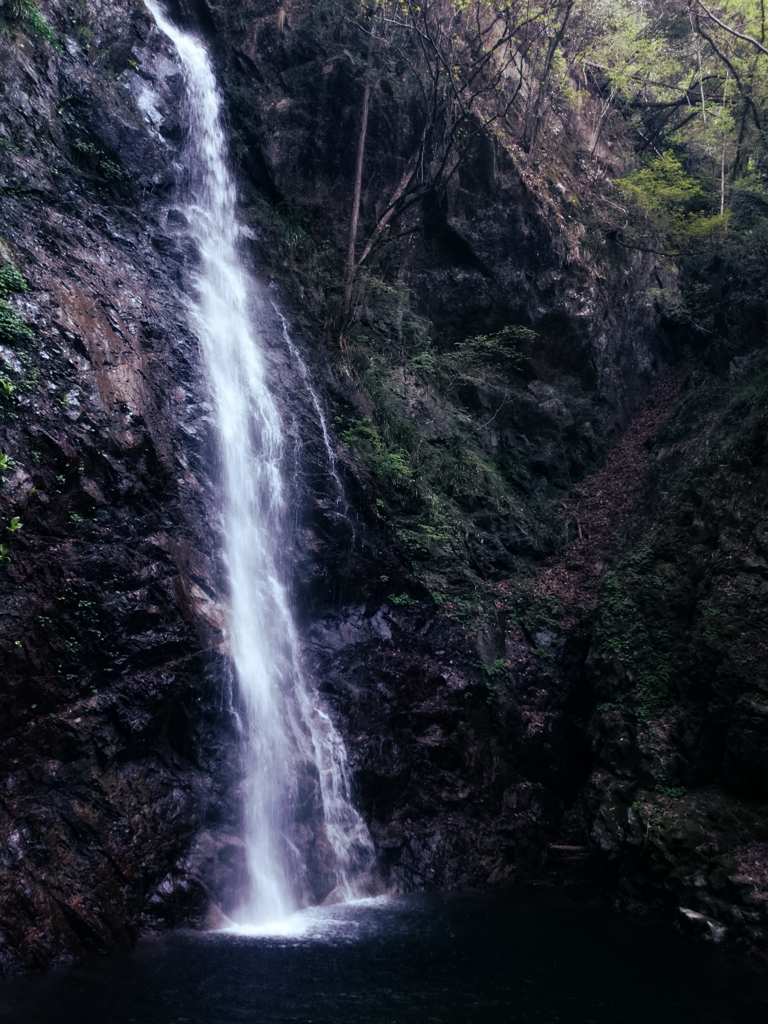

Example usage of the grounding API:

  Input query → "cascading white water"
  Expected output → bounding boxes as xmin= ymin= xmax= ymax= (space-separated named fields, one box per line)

xmin=144 ymin=1 xmax=375 ymax=926
xmin=271 ymin=302 xmax=348 ymax=511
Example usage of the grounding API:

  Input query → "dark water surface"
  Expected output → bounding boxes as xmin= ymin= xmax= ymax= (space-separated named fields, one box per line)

xmin=1 ymin=889 xmax=766 ymax=1024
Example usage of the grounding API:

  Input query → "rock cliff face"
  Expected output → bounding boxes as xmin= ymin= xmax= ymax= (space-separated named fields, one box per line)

xmin=0 ymin=0 xmax=765 ymax=973
xmin=0 ymin=0 xmax=240 ymax=970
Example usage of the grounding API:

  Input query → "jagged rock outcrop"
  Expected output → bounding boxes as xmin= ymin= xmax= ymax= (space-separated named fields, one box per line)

xmin=195 ymin=0 xmax=670 ymax=421
xmin=0 ymin=0 xmax=243 ymax=970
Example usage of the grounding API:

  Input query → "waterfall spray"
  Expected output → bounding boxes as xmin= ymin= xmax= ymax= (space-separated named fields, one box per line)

xmin=144 ymin=0 xmax=375 ymax=926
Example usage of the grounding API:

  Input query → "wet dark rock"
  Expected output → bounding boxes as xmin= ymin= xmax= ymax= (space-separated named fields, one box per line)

xmin=0 ymin=0 xmax=244 ymax=972
xmin=299 ymin=596 xmax=595 ymax=891
xmin=725 ymin=697 xmax=768 ymax=797
xmin=677 ymin=906 xmax=727 ymax=942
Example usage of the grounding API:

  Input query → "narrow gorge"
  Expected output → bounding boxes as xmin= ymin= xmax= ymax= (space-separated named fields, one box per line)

xmin=0 ymin=0 xmax=767 ymax=1003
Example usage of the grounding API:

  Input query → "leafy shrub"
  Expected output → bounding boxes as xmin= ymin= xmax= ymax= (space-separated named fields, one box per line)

xmin=0 ymin=0 xmax=57 ymax=44
xmin=340 ymin=419 xmax=413 ymax=486
xmin=71 ymin=138 xmax=126 ymax=182
xmin=0 ymin=300 xmax=32 ymax=345
xmin=0 ymin=264 xmax=27 ymax=299
xmin=615 ymin=152 xmax=722 ymax=249
xmin=0 ymin=261 xmax=32 ymax=345
xmin=437 ymin=326 xmax=535 ymax=387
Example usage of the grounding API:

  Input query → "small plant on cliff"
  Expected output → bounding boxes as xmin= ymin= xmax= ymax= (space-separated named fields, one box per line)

xmin=0 ymin=0 xmax=57 ymax=44
xmin=0 ymin=451 xmax=15 ymax=484
xmin=437 ymin=327 xmax=533 ymax=389
xmin=71 ymin=138 xmax=126 ymax=182
xmin=657 ymin=784 xmax=687 ymax=799
xmin=0 ymin=264 xmax=27 ymax=299
xmin=483 ymin=657 xmax=511 ymax=680
xmin=0 ymin=301 xmax=31 ymax=346
xmin=340 ymin=419 xmax=413 ymax=486
xmin=480 ymin=658 xmax=511 ymax=704
xmin=7 ymin=516 xmax=22 ymax=533
xmin=0 ymin=262 xmax=32 ymax=346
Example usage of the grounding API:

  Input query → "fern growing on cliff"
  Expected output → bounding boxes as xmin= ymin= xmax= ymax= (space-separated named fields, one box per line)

xmin=0 ymin=261 xmax=31 ymax=346
xmin=0 ymin=0 xmax=57 ymax=44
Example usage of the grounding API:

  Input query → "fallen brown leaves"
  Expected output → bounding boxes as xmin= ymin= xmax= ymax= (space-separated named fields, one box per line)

xmin=536 ymin=365 xmax=689 ymax=625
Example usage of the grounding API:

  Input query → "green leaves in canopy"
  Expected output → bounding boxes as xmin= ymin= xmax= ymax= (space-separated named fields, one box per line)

xmin=615 ymin=152 xmax=723 ymax=246
xmin=616 ymin=152 xmax=705 ymax=213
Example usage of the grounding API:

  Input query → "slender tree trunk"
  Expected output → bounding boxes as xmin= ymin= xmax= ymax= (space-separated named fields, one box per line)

xmin=720 ymin=143 xmax=726 ymax=216
xmin=525 ymin=1 xmax=574 ymax=156
xmin=720 ymin=72 xmax=729 ymax=218
xmin=590 ymin=89 xmax=615 ymax=156
xmin=356 ymin=142 xmax=424 ymax=269
xmin=698 ymin=49 xmax=707 ymax=124
xmin=340 ymin=80 xmax=371 ymax=345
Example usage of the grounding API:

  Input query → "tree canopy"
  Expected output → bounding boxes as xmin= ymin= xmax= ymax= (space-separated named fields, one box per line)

xmin=326 ymin=0 xmax=768 ymax=348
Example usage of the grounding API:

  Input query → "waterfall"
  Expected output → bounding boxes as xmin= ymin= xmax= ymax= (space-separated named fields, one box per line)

xmin=271 ymin=301 xmax=348 ymax=513
xmin=144 ymin=1 xmax=375 ymax=926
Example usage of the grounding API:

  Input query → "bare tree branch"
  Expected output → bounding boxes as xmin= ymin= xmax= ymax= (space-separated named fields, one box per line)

xmin=692 ymin=0 xmax=768 ymax=57
xmin=694 ymin=16 xmax=765 ymax=135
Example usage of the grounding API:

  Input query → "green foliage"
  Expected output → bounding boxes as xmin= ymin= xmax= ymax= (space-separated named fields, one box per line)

xmin=657 ymin=784 xmax=687 ymax=799
xmin=409 ymin=349 xmax=436 ymax=378
xmin=593 ymin=559 xmax=678 ymax=720
xmin=593 ymin=572 xmax=635 ymax=657
xmin=7 ymin=516 xmax=22 ymax=533
xmin=0 ymin=264 xmax=27 ymax=299
xmin=615 ymin=152 xmax=722 ymax=249
xmin=340 ymin=418 xmax=413 ymax=485
xmin=616 ymin=151 xmax=705 ymax=216
xmin=71 ymin=138 xmax=126 ymax=182
xmin=648 ymin=360 xmax=768 ymax=508
xmin=74 ymin=23 xmax=95 ymax=53
xmin=635 ymin=660 xmax=672 ymax=720
xmin=600 ymin=571 xmax=634 ymax=617
xmin=504 ymin=577 xmax=562 ymax=633
xmin=236 ymin=25 xmax=609 ymax=614
xmin=579 ymin=0 xmax=678 ymax=98
xmin=0 ymin=0 xmax=57 ymax=44
xmin=481 ymin=657 xmax=512 ymax=702
xmin=0 ymin=261 xmax=32 ymax=346
xmin=597 ymin=701 xmax=619 ymax=713
xmin=590 ymin=356 xmax=768 ymax=750
xmin=575 ymin=0 xmax=768 ymax=346
xmin=0 ymin=300 xmax=32 ymax=345
xmin=437 ymin=326 xmax=534 ymax=386
xmin=483 ymin=657 xmax=511 ymax=679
